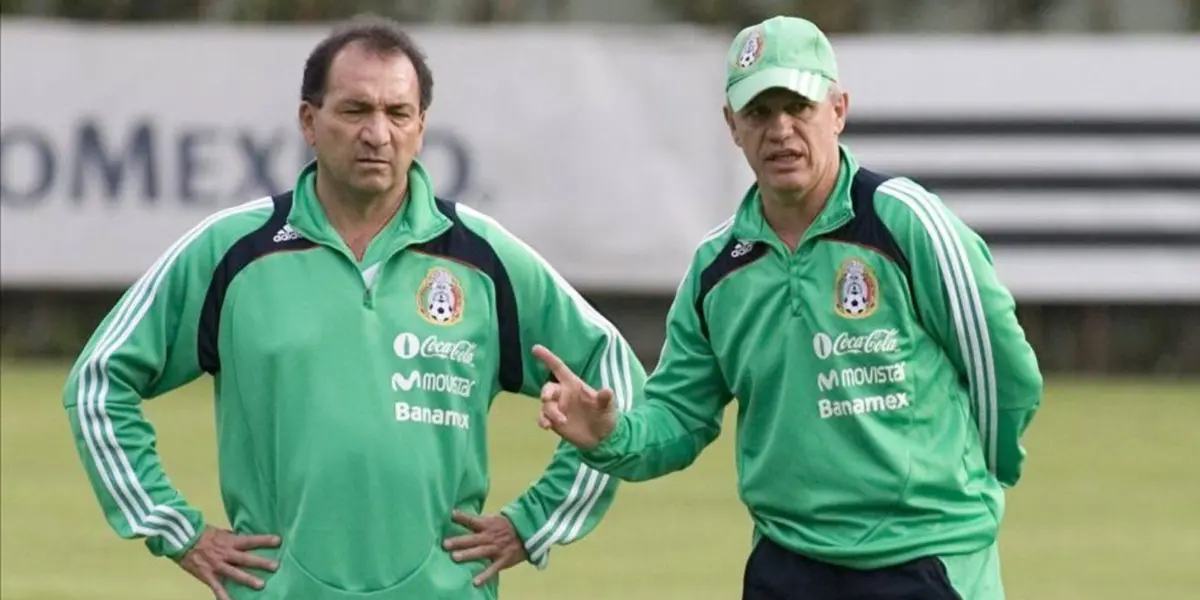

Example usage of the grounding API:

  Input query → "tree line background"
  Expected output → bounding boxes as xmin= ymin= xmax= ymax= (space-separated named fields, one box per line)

xmin=3 ymin=0 xmax=1199 ymax=32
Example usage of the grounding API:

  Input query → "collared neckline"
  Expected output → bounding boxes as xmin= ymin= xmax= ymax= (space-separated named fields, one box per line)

xmin=286 ymin=159 xmax=451 ymax=265
xmin=731 ymin=143 xmax=860 ymax=249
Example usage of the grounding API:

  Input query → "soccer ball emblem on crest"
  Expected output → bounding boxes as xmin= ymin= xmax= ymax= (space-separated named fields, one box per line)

xmin=834 ymin=258 xmax=879 ymax=319
xmin=736 ymin=28 xmax=764 ymax=69
xmin=417 ymin=267 xmax=464 ymax=326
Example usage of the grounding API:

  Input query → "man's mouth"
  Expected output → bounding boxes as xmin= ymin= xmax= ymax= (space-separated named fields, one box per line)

xmin=765 ymin=149 xmax=802 ymax=163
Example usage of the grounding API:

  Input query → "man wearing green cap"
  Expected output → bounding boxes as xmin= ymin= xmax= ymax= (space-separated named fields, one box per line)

xmin=530 ymin=15 xmax=1043 ymax=600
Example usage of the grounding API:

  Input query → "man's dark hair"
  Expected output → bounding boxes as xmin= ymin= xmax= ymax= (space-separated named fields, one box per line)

xmin=301 ymin=15 xmax=434 ymax=112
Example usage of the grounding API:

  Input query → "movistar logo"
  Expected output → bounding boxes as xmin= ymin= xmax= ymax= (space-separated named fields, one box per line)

xmin=390 ymin=370 xmax=477 ymax=398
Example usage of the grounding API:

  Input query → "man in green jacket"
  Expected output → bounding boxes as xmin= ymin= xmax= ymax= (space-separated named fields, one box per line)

xmin=62 ymin=17 xmax=644 ymax=600
xmin=534 ymin=15 xmax=1043 ymax=600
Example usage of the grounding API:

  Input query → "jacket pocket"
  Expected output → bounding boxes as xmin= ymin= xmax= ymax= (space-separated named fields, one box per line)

xmin=235 ymin=542 xmax=480 ymax=600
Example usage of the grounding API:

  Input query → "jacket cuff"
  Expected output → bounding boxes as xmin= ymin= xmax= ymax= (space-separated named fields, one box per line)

xmin=148 ymin=513 xmax=206 ymax=561
xmin=580 ymin=414 xmax=629 ymax=466
xmin=500 ymin=502 xmax=550 ymax=570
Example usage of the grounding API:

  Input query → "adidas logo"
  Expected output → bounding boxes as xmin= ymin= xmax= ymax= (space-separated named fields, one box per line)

xmin=273 ymin=225 xmax=300 ymax=243
xmin=731 ymin=240 xmax=754 ymax=258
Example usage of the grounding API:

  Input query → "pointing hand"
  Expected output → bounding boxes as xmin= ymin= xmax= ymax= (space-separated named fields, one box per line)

xmin=532 ymin=344 xmax=617 ymax=451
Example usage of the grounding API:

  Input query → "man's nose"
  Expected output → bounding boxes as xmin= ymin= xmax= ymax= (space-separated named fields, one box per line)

xmin=765 ymin=112 xmax=792 ymax=141
xmin=359 ymin=112 xmax=391 ymax=147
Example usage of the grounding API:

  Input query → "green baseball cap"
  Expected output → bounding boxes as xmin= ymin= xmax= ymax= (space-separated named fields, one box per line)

xmin=725 ymin=16 xmax=839 ymax=112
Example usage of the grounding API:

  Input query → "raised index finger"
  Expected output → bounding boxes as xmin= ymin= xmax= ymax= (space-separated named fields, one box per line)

xmin=532 ymin=345 xmax=576 ymax=382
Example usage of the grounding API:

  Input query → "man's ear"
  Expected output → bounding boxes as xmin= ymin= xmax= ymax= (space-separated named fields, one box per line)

xmin=833 ymin=91 xmax=850 ymax=135
xmin=723 ymin=104 xmax=742 ymax=148
xmin=299 ymin=101 xmax=317 ymax=146
xmin=415 ymin=110 xmax=428 ymax=154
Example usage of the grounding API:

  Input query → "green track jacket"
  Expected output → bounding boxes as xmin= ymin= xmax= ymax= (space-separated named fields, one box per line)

xmin=62 ymin=160 xmax=646 ymax=599
xmin=581 ymin=145 xmax=1043 ymax=569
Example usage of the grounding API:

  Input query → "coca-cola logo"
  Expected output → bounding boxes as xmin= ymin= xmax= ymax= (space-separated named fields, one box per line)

xmin=393 ymin=332 xmax=477 ymax=366
xmin=812 ymin=329 xmax=901 ymax=361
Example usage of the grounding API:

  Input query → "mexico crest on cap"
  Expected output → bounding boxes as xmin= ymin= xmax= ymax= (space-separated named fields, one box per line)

xmin=736 ymin=28 xmax=765 ymax=69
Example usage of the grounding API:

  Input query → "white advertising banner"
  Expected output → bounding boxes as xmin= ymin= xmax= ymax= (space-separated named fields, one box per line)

xmin=2 ymin=20 xmax=1198 ymax=300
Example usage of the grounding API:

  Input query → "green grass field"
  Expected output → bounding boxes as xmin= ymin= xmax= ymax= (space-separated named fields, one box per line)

xmin=2 ymin=360 xmax=1197 ymax=599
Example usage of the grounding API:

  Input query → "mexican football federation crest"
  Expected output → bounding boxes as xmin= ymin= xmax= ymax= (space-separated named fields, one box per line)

xmin=735 ymin=27 xmax=765 ymax=69
xmin=834 ymin=258 xmax=879 ymax=319
xmin=417 ymin=267 xmax=464 ymax=326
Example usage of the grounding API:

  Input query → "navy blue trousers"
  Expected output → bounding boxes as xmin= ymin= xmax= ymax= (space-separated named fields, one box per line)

xmin=742 ymin=535 xmax=963 ymax=600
